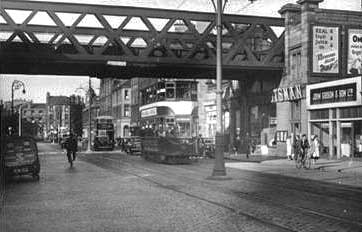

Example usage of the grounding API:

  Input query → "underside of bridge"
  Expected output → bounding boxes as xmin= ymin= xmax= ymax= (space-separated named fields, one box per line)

xmin=0 ymin=0 xmax=284 ymax=80
xmin=1 ymin=56 xmax=282 ymax=80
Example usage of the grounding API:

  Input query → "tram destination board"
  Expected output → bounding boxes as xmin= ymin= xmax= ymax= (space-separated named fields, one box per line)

xmin=310 ymin=83 xmax=357 ymax=105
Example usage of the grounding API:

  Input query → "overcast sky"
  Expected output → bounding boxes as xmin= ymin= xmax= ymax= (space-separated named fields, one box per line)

xmin=0 ymin=0 xmax=361 ymax=103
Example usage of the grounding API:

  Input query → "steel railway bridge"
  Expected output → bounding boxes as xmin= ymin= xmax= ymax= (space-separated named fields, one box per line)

xmin=0 ymin=0 xmax=285 ymax=79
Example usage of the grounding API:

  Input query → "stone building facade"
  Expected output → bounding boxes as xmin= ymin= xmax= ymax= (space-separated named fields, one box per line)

xmin=275 ymin=0 xmax=362 ymax=158
xmin=112 ymin=80 xmax=131 ymax=138
xmin=46 ymin=93 xmax=70 ymax=140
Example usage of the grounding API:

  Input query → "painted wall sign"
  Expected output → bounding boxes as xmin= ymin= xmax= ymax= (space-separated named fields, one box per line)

xmin=312 ymin=26 xmax=339 ymax=73
xmin=271 ymin=85 xmax=303 ymax=103
xmin=348 ymin=29 xmax=362 ymax=74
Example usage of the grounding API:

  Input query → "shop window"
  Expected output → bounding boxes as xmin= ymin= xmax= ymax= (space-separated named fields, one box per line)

xmin=124 ymin=104 xmax=130 ymax=117
xmin=340 ymin=106 xmax=362 ymax=119
xmin=310 ymin=109 xmax=329 ymax=120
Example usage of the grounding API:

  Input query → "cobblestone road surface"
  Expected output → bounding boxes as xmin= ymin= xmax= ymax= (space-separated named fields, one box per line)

xmin=1 ymin=143 xmax=362 ymax=232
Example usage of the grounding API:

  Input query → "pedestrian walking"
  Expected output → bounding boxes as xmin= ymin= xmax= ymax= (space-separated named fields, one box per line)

xmin=311 ymin=135 xmax=320 ymax=164
xmin=299 ymin=134 xmax=309 ymax=163
xmin=286 ymin=135 xmax=292 ymax=160
xmin=65 ymin=133 xmax=78 ymax=167
xmin=293 ymin=134 xmax=301 ymax=161
xmin=245 ymin=132 xmax=251 ymax=159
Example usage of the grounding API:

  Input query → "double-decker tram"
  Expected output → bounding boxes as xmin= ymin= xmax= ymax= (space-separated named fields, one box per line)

xmin=93 ymin=116 xmax=115 ymax=151
xmin=140 ymin=79 xmax=199 ymax=164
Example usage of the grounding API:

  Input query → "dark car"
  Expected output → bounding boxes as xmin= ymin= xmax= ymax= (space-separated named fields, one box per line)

xmin=1 ymin=136 xmax=40 ymax=180
xmin=124 ymin=136 xmax=142 ymax=155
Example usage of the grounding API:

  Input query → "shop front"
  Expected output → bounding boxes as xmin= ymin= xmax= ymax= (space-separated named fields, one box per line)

xmin=306 ymin=76 xmax=362 ymax=159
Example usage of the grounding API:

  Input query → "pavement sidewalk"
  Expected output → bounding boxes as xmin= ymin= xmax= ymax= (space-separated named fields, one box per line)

xmin=226 ymin=156 xmax=362 ymax=188
xmin=224 ymin=152 xmax=282 ymax=162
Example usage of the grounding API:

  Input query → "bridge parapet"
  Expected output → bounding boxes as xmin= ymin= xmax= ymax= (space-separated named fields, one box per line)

xmin=0 ymin=0 xmax=285 ymax=76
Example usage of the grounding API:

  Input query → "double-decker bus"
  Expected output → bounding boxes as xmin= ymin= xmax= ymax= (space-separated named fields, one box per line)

xmin=94 ymin=116 xmax=114 ymax=151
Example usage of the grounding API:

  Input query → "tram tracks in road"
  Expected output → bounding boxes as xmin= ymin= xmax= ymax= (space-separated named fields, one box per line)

xmin=127 ymin=160 xmax=362 ymax=230
xmin=80 ymin=153 xmax=362 ymax=232
xmin=80 ymin=154 xmax=296 ymax=232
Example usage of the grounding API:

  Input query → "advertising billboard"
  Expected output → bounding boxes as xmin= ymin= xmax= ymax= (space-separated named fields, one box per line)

xmin=312 ymin=26 xmax=339 ymax=74
xmin=348 ymin=28 xmax=362 ymax=75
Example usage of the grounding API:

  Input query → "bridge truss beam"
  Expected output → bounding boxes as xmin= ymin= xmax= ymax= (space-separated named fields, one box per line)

xmin=0 ymin=0 xmax=284 ymax=78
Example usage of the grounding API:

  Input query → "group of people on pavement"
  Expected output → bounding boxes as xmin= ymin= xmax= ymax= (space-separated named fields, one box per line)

xmin=286 ymin=133 xmax=320 ymax=164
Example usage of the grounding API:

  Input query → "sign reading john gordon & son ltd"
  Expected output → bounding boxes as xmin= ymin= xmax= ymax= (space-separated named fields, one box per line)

xmin=310 ymin=83 xmax=356 ymax=105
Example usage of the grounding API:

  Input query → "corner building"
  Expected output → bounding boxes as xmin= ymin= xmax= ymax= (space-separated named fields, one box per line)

xmin=276 ymin=0 xmax=362 ymax=158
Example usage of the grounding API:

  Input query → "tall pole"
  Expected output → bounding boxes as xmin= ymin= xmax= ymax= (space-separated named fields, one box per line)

xmin=18 ymin=105 xmax=22 ymax=136
xmin=87 ymin=77 xmax=92 ymax=152
xmin=211 ymin=0 xmax=227 ymax=177
xmin=11 ymin=84 xmax=14 ymax=115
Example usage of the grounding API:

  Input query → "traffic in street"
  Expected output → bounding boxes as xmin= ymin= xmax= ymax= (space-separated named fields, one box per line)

xmin=1 ymin=1 xmax=362 ymax=232
xmin=1 ymin=142 xmax=362 ymax=232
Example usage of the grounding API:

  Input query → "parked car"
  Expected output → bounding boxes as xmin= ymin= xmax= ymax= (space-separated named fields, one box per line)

xmin=124 ymin=136 xmax=142 ymax=155
xmin=1 ymin=136 xmax=40 ymax=180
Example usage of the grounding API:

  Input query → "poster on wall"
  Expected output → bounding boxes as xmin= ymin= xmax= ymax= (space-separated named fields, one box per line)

xmin=312 ymin=26 xmax=339 ymax=73
xmin=348 ymin=29 xmax=362 ymax=75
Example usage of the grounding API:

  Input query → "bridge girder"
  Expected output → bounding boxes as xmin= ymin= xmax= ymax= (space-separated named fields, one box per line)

xmin=0 ymin=0 xmax=285 ymax=78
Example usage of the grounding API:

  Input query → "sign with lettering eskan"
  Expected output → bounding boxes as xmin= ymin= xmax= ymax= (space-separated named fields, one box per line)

xmin=312 ymin=26 xmax=339 ymax=73
xmin=271 ymin=85 xmax=303 ymax=103
xmin=348 ymin=29 xmax=362 ymax=75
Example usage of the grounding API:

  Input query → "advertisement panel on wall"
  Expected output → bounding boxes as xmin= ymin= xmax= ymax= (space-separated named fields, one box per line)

xmin=348 ymin=28 xmax=362 ymax=74
xmin=312 ymin=26 xmax=339 ymax=74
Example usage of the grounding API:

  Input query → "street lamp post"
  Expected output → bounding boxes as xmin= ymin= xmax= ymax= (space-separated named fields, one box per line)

xmin=209 ymin=0 xmax=256 ymax=179
xmin=11 ymin=80 xmax=26 ymax=116
xmin=209 ymin=0 xmax=227 ymax=178
xmin=19 ymin=104 xmax=22 ymax=136
xmin=88 ymin=77 xmax=92 ymax=152
xmin=76 ymin=77 xmax=93 ymax=152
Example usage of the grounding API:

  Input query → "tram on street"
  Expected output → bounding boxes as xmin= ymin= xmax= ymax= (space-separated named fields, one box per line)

xmin=139 ymin=80 xmax=199 ymax=163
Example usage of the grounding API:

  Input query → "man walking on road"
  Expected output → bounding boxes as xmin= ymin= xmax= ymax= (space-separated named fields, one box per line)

xmin=65 ymin=133 xmax=78 ymax=167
